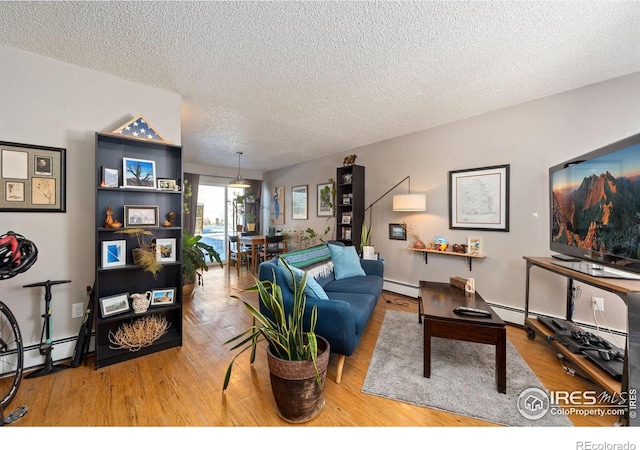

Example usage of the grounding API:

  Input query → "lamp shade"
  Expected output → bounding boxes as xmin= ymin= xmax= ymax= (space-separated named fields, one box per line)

xmin=229 ymin=175 xmax=251 ymax=188
xmin=392 ymin=193 xmax=426 ymax=211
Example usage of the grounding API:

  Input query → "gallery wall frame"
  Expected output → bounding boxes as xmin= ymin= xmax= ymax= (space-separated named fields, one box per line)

xmin=0 ymin=140 xmax=66 ymax=212
xmin=270 ymin=186 xmax=285 ymax=225
xmin=449 ymin=164 xmax=510 ymax=231
xmin=291 ymin=185 xmax=308 ymax=220
xmin=317 ymin=182 xmax=334 ymax=217
xmin=389 ymin=223 xmax=407 ymax=240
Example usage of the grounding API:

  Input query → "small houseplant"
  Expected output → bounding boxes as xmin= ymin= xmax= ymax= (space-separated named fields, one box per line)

xmin=182 ymin=230 xmax=222 ymax=298
xmin=223 ymin=260 xmax=329 ymax=422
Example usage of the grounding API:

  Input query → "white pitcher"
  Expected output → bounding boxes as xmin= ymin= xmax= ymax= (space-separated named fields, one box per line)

xmin=130 ymin=291 xmax=152 ymax=314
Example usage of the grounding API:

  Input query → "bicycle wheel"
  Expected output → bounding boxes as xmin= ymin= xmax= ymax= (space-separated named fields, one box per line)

xmin=0 ymin=301 xmax=23 ymax=409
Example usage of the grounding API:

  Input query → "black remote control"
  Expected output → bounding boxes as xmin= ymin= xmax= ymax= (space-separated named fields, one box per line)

xmin=453 ymin=306 xmax=493 ymax=317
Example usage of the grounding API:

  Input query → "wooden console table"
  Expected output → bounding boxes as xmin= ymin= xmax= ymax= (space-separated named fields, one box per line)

xmin=409 ymin=248 xmax=485 ymax=271
xmin=523 ymin=256 xmax=640 ymax=426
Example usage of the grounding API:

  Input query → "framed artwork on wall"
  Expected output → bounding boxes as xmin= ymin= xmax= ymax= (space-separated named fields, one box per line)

xmin=291 ymin=185 xmax=308 ymax=220
xmin=0 ymin=140 xmax=66 ymax=212
xmin=449 ymin=164 xmax=510 ymax=231
xmin=317 ymin=182 xmax=334 ymax=217
xmin=270 ymin=186 xmax=285 ymax=225
xmin=389 ymin=223 xmax=407 ymax=240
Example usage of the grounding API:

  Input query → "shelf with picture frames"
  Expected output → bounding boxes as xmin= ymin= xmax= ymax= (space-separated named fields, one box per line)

xmin=408 ymin=247 xmax=486 ymax=271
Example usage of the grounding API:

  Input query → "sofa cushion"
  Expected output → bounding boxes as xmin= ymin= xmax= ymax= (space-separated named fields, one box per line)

xmin=278 ymin=258 xmax=329 ymax=300
xmin=323 ymin=275 xmax=384 ymax=298
xmin=280 ymin=244 xmax=334 ymax=287
xmin=328 ymin=243 xmax=366 ymax=279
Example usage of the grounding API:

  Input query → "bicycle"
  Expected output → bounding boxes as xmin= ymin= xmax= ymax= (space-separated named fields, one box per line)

xmin=0 ymin=231 xmax=38 ymax=425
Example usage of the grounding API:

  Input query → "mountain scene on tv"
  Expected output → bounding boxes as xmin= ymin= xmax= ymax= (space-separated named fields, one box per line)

xmin=552 ymin=167 xmax=640 ymax=259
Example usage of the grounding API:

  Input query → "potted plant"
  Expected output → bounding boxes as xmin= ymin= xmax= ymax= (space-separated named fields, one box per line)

xmin=223 ymin=261 xmax=330 ymax=423
xmin=244 ymin=210 xmax=257 ymax=232
xmin=361 ymin=224 xmax=375 ymax=259
xmin=182 ymin=230 xmax=222 ymax=299
xmin=115 ymin=228 xmax=163 ymax=278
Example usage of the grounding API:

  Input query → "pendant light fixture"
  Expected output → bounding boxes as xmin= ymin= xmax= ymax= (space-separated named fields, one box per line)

xmin=228 ymin=151 xmax=250 ymax=188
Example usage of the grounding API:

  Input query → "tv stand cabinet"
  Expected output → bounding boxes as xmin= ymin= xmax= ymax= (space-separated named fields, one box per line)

xmin=523 ymin=256 xmax=640 ymax=426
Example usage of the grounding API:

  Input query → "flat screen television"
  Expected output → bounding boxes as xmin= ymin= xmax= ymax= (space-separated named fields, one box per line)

xmin=549 ymin=132 xmax=640 ymax=280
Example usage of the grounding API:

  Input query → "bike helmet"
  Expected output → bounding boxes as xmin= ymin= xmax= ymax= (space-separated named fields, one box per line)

xmin=0 ymin=231 xmax=38 ymax=280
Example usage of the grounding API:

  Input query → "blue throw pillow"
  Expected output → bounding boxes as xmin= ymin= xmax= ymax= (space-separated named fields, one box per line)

xmin=278 ymin=258 xmax=329 ymax=300
xmin=328 ymin=244 xmax=366 ymax=280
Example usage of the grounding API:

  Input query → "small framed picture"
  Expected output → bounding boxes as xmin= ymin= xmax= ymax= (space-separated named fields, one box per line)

xmin=101 ymin=166 xmax=119 ymax=188
xmin=5 ymin=181 xmax=24 ymax=202
xmin=151 ymin=288 xmax=176 ymax=306
xmin=156 ymin=238 xmax=176 ymax=262
xmin=124 ymin=205 xmax=159 ymax=227
xmin=34 ymin=155 xmax=53 ymax=175
xmin=99 ymin=292 xmax=130 ymax=318
xmin=123 ymin=157 xmax=156 ymax=189
xmin=102 ymin=240 xmax=127 ymax=268
xmin=389 ymin=223 xmax=407 ymax=240
xmin=157 ymin=178 xmax=177 ymax=191
xmin=467 ymin=237 xmax=482 ymax=255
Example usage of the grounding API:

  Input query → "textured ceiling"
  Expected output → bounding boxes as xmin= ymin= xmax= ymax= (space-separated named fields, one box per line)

xmin=1 ymin=1 xmax=639 ymax=172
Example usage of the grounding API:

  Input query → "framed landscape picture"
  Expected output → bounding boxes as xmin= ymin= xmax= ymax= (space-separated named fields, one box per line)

xmin=151 ymin=288 xmax=176 ymax=306
xmin=156 ymin=238 xmax=176 ymax=262
xmin=124 ymin=205 xmax=159 ymax=227
xmin=99 ymin=292 xmax=130 ymax=318
xmin=123 ymin=157 xmax=156 ymax=189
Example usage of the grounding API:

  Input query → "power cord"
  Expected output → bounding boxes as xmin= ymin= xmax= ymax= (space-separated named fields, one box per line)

xmin=382 ymin=291 xmax=418 ymax=308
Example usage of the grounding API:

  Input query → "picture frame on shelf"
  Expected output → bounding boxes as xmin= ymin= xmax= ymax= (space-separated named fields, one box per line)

xmin=101 ymin=166 xmax=119 ymax=188
xmin=467 ymin=237 xmax=482 ymax=255
xmin=0 ymin=140 xmax=66 ymax=212
xmin=291 ymin=185 xmax=308 ymax=220
xmin=99 ymin=292 xmax=130 ymax=318
xmin=341 ymin=213 xmax=352 ymax=224
xmin=157 ymin=178 xmax=177 ymax=191
xmin=102 ymin=240 xmax=127 ymax=268
xmin=389 ymin=223 xmax=407 ymax=240
xmin=317 ymin=182 xmax=334 ymax=217
xmin=124 ymin=205 xmax=159 ymax=227
xmin=449 ymin=164 xmax=510 ymax=231
xmin=156 ymin=238 xmax=176 ymax=262
xmin=123 ymin=157 xmax=156 ymax=189
xmin=151 ymin=288 xmax=176 ymax=306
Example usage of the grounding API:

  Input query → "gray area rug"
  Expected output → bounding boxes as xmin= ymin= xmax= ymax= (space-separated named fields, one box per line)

xmin=362 ymin=310 xmax=572 ymax=426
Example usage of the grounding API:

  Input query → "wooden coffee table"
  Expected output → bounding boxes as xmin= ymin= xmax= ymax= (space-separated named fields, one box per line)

xmin=419 ymin=280 xmax=507 ymax=393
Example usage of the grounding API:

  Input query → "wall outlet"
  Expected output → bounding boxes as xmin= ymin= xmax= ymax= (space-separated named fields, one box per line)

xmin=72 ymin=302 xmax=84 ymax=318
xmin=592 ymin=297 xmax=604 ymax=312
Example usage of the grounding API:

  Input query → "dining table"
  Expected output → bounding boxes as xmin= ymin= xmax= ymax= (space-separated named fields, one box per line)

xmin=239 ymin=235 xmax=267 ymax=273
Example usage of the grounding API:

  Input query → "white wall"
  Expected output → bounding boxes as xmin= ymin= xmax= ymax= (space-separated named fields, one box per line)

xmin=264 ymin=72 xmax=640 ymax=334
xmin=0 ymin=46 xmax=181 ymax=367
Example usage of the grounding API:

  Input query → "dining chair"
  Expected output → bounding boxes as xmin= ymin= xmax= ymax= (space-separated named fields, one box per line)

xmin=228 ymin=235 xmax=251 ymax=275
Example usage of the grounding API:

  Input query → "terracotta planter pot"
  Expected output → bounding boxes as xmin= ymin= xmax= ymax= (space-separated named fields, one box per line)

xmin=266 ymin=335 xmax=330 ymax=423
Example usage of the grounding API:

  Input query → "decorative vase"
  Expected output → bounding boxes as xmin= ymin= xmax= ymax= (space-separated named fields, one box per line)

xmin=266 ymin=335 xmax=330 ymax=423
xmin=413 ymin=240 xmax=426 ymax=249
xmin=130 ymin=291 xmax=152 ymax=314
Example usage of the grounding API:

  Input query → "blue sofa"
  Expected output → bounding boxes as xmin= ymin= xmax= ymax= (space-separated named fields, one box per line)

xmin=257 ymin=241 xmax=384 ymax=383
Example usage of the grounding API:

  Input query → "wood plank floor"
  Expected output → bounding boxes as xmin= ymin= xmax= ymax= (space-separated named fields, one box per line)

xmin=6 ymin=265 xmax=620 ymax=427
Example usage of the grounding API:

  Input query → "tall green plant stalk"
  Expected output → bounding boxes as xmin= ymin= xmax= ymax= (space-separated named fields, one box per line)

xmin=222 ymin=260 xmax=321 ymax=390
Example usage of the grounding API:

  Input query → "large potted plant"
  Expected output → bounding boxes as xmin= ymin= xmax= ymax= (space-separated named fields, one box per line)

xmin=223 ymin=261 xmax=330 ymax=423
xmin=182 ymin=230 xmax=222 ymax=299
